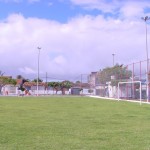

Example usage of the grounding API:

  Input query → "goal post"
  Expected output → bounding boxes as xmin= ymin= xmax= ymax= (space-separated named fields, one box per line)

xmin=118 ymin=81 xmax=142 ymax=104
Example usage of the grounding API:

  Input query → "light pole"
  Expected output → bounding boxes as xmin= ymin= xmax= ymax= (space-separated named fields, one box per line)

xmin=112 ymin=53 xmax=115 ymax=66
xmin=37 ymin=47 xmax=41 ymax=96
xmin=141 ymin=16 xmax=150 ymax=102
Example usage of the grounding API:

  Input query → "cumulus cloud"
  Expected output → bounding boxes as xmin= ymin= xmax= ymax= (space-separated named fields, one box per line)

xmin=70 ymin=0 xmax=150 ymax=19
xmin=19 ymin=67 xmax=36 ymax=74
xmin=0 ymin=10 xmax=149 ymax=80
xmin=70 ymin=0 xmax=119 ymax=13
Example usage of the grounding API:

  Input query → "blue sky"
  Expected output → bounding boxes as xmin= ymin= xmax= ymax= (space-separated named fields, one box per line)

xmin=2 ymin=0 xmax=148 ymax=22
xmin=1 ymin=0 xmax=150 ymax=81
xmin=0 ymin=0 xmax=102 ymax=22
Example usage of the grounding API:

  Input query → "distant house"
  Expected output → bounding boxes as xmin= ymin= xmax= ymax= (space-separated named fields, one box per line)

xmin=71 ymin=82 xmax=92 ymax=95
xmin=0 ymin=76 xmax=18 ymax=95
xmin=2 ymin=84 xmax=18 ymax=95
xmin=88 ymin=72 xmax=98 ymax=88
xmin=95 ymin=84 xmax=108 ymax=97
xmin=23 ymin=82 xmax=46 ymax=95
xmin=2 ymin=76 xmax=12 ymax=79
xmin=71 ymin=87 xmax=81 ymax=95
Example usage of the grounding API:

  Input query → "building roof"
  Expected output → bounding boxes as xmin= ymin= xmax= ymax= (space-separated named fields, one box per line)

xmin=72 ymin=83 xmax=91 ymax=88
xmin=0 ymin=76 xmax=12 ymax=79
xmin=23 ymin=82 xmax=46 ymax=87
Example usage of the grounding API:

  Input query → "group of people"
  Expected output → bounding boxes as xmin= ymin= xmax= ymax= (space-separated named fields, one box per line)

xmin=17 ymin=89 xmax=31 ymax=96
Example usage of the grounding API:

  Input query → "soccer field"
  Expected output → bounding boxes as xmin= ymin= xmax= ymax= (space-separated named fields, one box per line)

xmin=0 ymin=96 xmax=150 ymax=150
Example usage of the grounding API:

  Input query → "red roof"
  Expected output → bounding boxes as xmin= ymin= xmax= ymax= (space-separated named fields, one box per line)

xmin=72 ymin=83 xmax=91 ymax=88
xmin=23 ymin=82 xmax=46 ymax=87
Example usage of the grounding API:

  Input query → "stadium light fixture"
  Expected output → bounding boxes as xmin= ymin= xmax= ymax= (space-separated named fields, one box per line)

xmin=37 ymin=47 xmax=41 ymax=96
xmin=112 ymin=53 xmax=115 ymax=66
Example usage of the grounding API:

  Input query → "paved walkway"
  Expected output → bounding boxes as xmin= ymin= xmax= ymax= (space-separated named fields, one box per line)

xmin=88 ymin=95 xmax=150 ymax=105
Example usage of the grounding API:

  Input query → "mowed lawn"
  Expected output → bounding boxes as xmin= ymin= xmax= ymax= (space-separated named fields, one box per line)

xmin=0 ymin=97 xmax=150 ymax=150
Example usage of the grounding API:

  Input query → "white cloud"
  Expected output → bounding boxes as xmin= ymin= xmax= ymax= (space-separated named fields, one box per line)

xmin=70 ymin=0 xmax=120 ymax=13
xmin=70 ymin=0 xmax=150 ymax=19
xmin=48 ymin=2 xmax=53 ymax=6
xmin=53 ymin=55 xmax=67 ymax=65
xmin=28 ymin=0 xmax=40 ymax=3
xmin=0 ymin=13 xmax=149 ymax=80
xmin=0 ymin=0 xmax=22 ymax=2
xmin=119 ymin=1 xmax=150 ymax=19
xmin=0 ymin=0 xmax=41 ymax=3
xmin=19 ymin=67 xmax=36 ymax=74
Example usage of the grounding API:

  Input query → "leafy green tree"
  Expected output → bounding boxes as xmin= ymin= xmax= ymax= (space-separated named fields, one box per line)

xmin=32 ymin=78 xmax=43 ymax=82
xmin=48 ymin=81 xmax=72 ymax=95
xmin=76 ymin=81 xmax=81 ymax=84
xmin=8 ymin=78 xmax=17 ymax=85
xmin=23 ymin=78 xmax=30 ymax=83
xmin=60 ymin=81 xmax=72 ymax=95
xmin=16 ymin=75 xmax=23 ymax=79
xmin=98 ymin=64 xmax=132 ymax=86
xmin=48 ymin=82 xmax=61 ymax=94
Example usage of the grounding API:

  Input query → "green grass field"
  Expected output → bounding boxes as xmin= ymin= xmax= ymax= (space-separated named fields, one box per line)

xmin=0 ymin=96 xmax=150 ymax=150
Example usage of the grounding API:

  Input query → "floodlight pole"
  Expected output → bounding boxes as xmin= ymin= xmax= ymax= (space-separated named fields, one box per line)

xmin=37 ymin=47 xmax=41 ymax=96
xmin=142 ymin=16 xmax=150 ymax=102
xmin=112 ymin=53 xmax=115 ymax=66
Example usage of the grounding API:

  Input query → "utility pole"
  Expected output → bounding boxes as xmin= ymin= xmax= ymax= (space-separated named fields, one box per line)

xmin=46 ymin=72 xmax=47 ymax=85
xmin=46 ymin=72 xmax=48 ymax=94
xmin=80 ymin=74 xmax=82 ymax=89
xmin=141 ymin=16 xmax=150 ymax=102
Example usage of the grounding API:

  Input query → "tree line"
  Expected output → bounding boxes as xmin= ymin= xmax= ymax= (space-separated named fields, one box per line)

xmin=0 ymin=73 xmax=73 ymax=95
xmin=0 ymin=64 xmax=133 ymax=95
